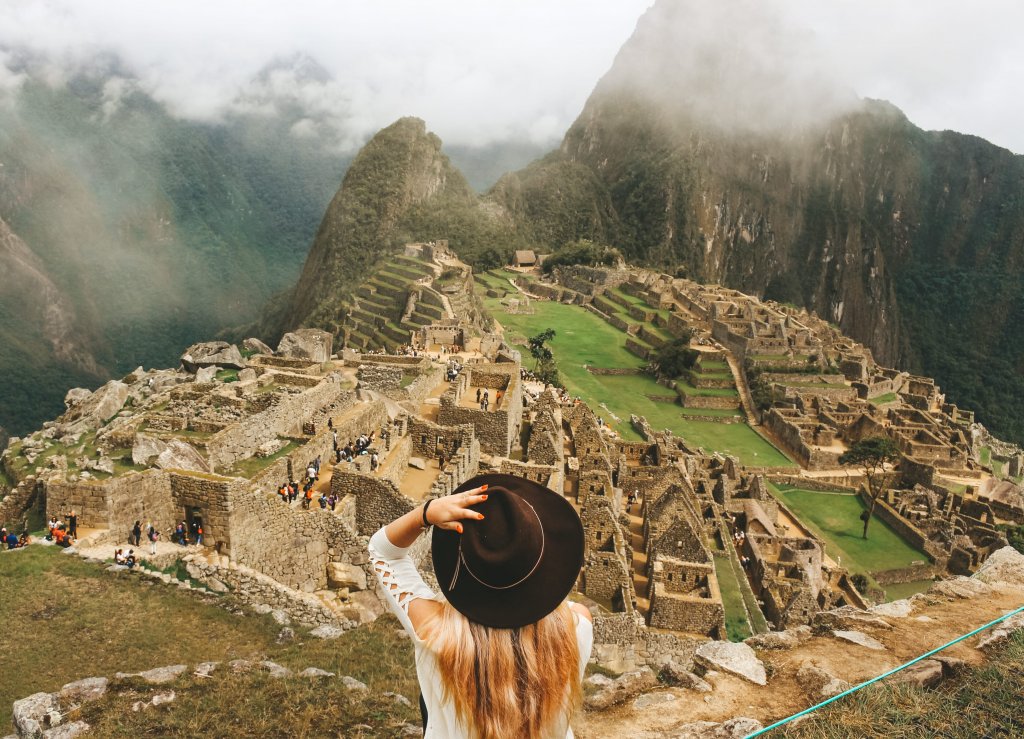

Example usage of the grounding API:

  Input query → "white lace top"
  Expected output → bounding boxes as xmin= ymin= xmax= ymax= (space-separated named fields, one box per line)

xmin=369 ymin=527 xmax=593 ymax=738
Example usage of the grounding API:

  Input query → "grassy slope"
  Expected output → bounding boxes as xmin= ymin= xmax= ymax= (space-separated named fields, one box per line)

xmin=0 ymin=547 xmax=417 ymax=734
xmin=779 ymin=633 xmax=1024 ymax=738
xmin=768 ymin=483 xmax=929 ymax=575
xmin=487 ymin=297 xmax=792 ymax=466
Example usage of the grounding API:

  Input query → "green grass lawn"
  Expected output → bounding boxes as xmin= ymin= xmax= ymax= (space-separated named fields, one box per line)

xmin=0 ymin=546 xmax=419 ymax=733
xmin=680 ymin=408 xmax=744 ymax=417
xmin=714 ymin=553 xmax=752 ymax=642
xmin=675 ymin=380 xmax=739 ymax=398
xmin=768 ymin=483 xmax=929 ymax=576
xmin=869 ymin=392 xmax=899 ymax=405
xmin=487 ymin=297 xmax=793 ymax=466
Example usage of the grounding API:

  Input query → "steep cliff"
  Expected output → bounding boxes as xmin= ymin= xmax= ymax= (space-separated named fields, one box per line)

xmin=488 ymin=0 xmax=1024 ymax=442
xmin=278 ymin=117 xmax=487 ymax=333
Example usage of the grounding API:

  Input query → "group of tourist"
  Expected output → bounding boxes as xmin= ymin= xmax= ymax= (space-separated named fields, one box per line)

xmin=1 ymin=527 xmax=29 ymax=550
xmin=445 ymin=358 xmax=463 ymax=382
xmin=113 ymin=548 xmax=137 ymax=568
xmin=334 ymin=432 xmax=376 ymax=465
xmin=171 ymin=519 xmax=202 ymax=546
xmin=46 ymin=514 xmax=75 ymax=547
xmin=475 ymin=388 xmax=500 ymax=412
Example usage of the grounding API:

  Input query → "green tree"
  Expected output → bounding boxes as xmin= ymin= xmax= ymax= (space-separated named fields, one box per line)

xmin=839 ymin=436 xmax=901 ymax=539
xmin=649 ymin=332 xmax=696 ymax=379
xmin=527 ymin=329 xmax=556 ymax=370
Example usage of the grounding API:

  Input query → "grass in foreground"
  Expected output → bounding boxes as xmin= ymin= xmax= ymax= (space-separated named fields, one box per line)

xmin=777 ymin=633 xmax=1024 ymax=738
xmin=768 ymin=484 xmax=929 ymax=577
xmin=0 ymin=546 xmax=418 ymax=734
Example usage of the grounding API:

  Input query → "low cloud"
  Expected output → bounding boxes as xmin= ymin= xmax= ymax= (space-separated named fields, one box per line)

xmin=0 ymin=0 xmax=1021 ymax=153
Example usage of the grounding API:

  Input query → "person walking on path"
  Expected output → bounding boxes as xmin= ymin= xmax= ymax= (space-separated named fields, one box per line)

xmin=131 ymin=520 xmax=142 ymax=547
xmin=369 ymin=473 xmax=591 ymax=737
xmin=149 ymin=527 xmax=160 ymax=556
xmin=67 ymin=511 xmax=78 ymax=539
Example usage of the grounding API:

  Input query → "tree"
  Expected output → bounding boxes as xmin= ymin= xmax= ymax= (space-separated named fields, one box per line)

xmin=649 ymin=333 xmax=696 ymax=380
xmin=527 ymin=329 xmax=560 ymax=388
xmin=839 ymin=436 xmax=901 ymax=539
xmin=527 ymin=329 xmax=555 ymax=370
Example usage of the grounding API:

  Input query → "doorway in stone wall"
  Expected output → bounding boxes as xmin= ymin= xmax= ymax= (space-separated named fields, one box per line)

xmin=186 ymin=506 xmax=204 ymax=546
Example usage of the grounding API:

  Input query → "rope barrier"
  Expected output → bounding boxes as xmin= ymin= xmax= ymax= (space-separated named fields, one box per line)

xmin=745 ymin=603 xmax=1024 ymax=738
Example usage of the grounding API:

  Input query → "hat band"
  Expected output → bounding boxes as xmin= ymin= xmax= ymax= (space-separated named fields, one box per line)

xmin=448 ymin=500 xmax=545 ymax=592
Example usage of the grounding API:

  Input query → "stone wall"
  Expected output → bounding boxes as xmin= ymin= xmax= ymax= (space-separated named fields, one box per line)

xmin=333 ymin=471 xmax=415 ymax=537
xmin=205 ymin=375 xmax=350 ymax=470
xmin=182 ymin=555 xmax=350 ymax=628
xmin=648 ymin=584 xmax=725 ymax=637
xmin=590 ymin=612 xmax=704 ymax=672
xmin=438 ymin=365 xmax=522 ymax=456
xmin=357 ymin=364 xmax=403 ymax=392
xmin=46 ymin=470 xmax=177 ymax=542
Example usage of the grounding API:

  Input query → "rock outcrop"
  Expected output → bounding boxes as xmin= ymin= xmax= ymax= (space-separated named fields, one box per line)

xmin=180 ymin=342 xmax=246 ymax=372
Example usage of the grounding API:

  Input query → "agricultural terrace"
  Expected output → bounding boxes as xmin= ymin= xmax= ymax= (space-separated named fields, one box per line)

xmin=482 ymin=293 xmax=793 ymax=467
xmin=767 ymin=482 xmax=932 ymax=599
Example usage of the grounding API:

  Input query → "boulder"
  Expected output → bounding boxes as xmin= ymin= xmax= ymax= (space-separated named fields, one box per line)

xmin=382 ymin=692 xmax=413 ymax=708
xmin=41 ymin=722 xmax=90 ymax=739
xmin=311 ymin=624 xmax=346 ymax=640
xmin=260 ymin=661 xmax=293 ymax=678
xmin=796 ymin=663 xmax=851 ymax=699
xmin=977 ymin=612 xmax=1024 ymax=652
xmin=63 ymin=388 xmax=92 ymax=409
xmin=660 ymin=660 xmax=712 ymax=692
xmin=277 ymin=329 xmax=333 ymax=363
xmin=132 ymin=434 xmax=210 ymax=473
xmin=328 ymin=562 xmax=368 ymax=591
xmin=195 ymin=366 xmax=218 ymax=383
xmin=889 ymin=659 xmax=944 ymax=689
xmin=180 ymin=341 xmax=246 ymax=372
xmin=972 ymin=546 xmax=1024 ymax=588
xmin=341 ymin=676 xmax=369 ymax=692
xmin=270 ymin=609 xmax=291 ymax=626
xmin=127 ymin=664 xmax=188 ymax=684
xmin=229 ymin=659 xmax=254 ymax=673
xmin=694 ymin=641 xmax=767 ymax=686
xmin=12 ymin=691 xmax=59 ymax=738
xmin=931 ymin=576 xmax=992 ymax=600
xmin=238 ymin=368 xmax=258 ymax=383
xmin=408 ymin=457 xmax=426 ymax=470
xmin=832 ymin=630 xmax=886 ymax=651
xmin=744 ymin=625 xmax=812 ymax=650
xmin=300 ymin=667 xmax=336 ymax=679
xmin=194 ymin=662 xmax=220 ymax=678
xmin=584 ymin=666 xmax=658 ymax=710
xmin=59 ymin=677 xmax=108 ymax=705
xmin=243 ymin=337 xmax=275 ymax=355
xmin=62 ymin=381 xmax=130 ymax=433
xmin=815 ymin=607 xmax=892 ymax=630
xmin=869 ymin=599 xmax=915 ymax=619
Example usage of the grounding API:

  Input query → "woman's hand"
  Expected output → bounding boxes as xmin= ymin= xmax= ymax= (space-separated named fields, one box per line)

xmin=426 ymin=485 xmax=489 ymax=533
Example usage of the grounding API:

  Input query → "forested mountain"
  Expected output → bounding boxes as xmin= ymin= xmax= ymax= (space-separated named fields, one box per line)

xmin=0 ymin=72 xmax=348 ymax=435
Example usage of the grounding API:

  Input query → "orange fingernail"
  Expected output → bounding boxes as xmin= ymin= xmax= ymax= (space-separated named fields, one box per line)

xmin=481 ymin=494 xmax=488 ymax=500
xmin=457 ymin=525 xmax=463 ymax=533
xmin=480 ymin=484 xmax=488 ymax=491
xmin=478 ymin=514 xmax=485 ymax=520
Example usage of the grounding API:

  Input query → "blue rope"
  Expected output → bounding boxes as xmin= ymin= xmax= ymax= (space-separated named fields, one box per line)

xmin=745 ymin=603 xmax=1024 ymax=738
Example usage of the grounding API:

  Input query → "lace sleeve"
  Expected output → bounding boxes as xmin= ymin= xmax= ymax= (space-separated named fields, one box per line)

xmin=368 ymin=527 xmax=437 ymax=638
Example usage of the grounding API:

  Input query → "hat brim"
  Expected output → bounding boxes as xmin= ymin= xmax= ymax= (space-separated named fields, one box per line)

xmin=432 ymin=473 xmax=583 ymax=629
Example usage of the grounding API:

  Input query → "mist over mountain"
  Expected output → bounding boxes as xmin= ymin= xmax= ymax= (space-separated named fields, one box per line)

xmin=0 ymin=60 xmax=349 ymax=435
xmin=485 ymin=0 xmax=1024 ymax=443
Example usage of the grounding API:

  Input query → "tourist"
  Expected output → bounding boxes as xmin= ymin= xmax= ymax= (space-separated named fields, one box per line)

xmin=371 ymin=452 xmax=380 ymax=471
xmin=125 ymin=550 xmax=137 ymax=568
xmin=18 ymin=531 xmax=29 ymax=548
xmin=289 ymin=482 xmax=299 ymax=504
xmin=279 ymin=485 xmax=289 ymax=504
xmin=114 ymin=548 xmax=125 ymax=564
xmin=195 ymin=523 xmax=204 ymax=546
xmin=3 ymin=528 xmax=17 ymax=550
xmin=319 ymin=494 xmax=328 ymax=510
xmin=369 ymin=474 xmax=591 ymax=737
xmin=476 ymin=388 xmax=481 ymax=404
xmin=175 ymin=521 xmax=188 ymax=546
xmin=626 ymin=491 xmax=637 ymax=513
xmin=307 ymin=463 xmax=317 ymax=482
xmin=438 ymin=454 xmax=446 ymax=472
xmin=328 ymin=494 xmax=337 ymax=512
xmin=67 ymin=510 xmax=78 ymax=539
xmin=132 ymin=520 xmax=142 ymax=547
xmin=149 ymin=528 xmax=160 ymax=555
xmin=303 ymin=487 xmax=313 ymax=510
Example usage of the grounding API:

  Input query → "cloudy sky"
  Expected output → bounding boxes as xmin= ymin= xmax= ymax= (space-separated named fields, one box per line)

xmin=0 ymin=0 xmax=1021 ymax=153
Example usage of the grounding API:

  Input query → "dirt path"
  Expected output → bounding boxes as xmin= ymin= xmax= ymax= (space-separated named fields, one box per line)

xmin=576 ymin=582 xmax=1024 ymax=737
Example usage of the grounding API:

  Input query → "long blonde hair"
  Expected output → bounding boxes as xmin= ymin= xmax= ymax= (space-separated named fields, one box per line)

xmin=423 ymin=601 xmax=582 ymax=739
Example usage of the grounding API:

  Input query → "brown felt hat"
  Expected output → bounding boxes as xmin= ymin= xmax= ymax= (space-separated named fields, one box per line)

xmin=432 ymin=473 xmax=584 ymax=629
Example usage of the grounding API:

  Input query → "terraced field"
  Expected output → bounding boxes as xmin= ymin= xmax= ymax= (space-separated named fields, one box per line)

xmin=481 ymin=286 xmax=793 ymax=466
xmin=343 ymin=255 xmax=441 ymax=352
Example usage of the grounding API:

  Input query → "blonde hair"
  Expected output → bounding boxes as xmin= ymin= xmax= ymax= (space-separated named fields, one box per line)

xmin=423 ymin=601 xmax=582 ymax=739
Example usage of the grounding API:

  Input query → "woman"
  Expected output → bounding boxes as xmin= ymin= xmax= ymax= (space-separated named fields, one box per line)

xmin=369 ymin=473 xmax=592 ymax=739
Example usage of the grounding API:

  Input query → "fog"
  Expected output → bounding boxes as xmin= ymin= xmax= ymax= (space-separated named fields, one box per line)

xmin=0 ymin=0 xmax=1022 ymax=152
